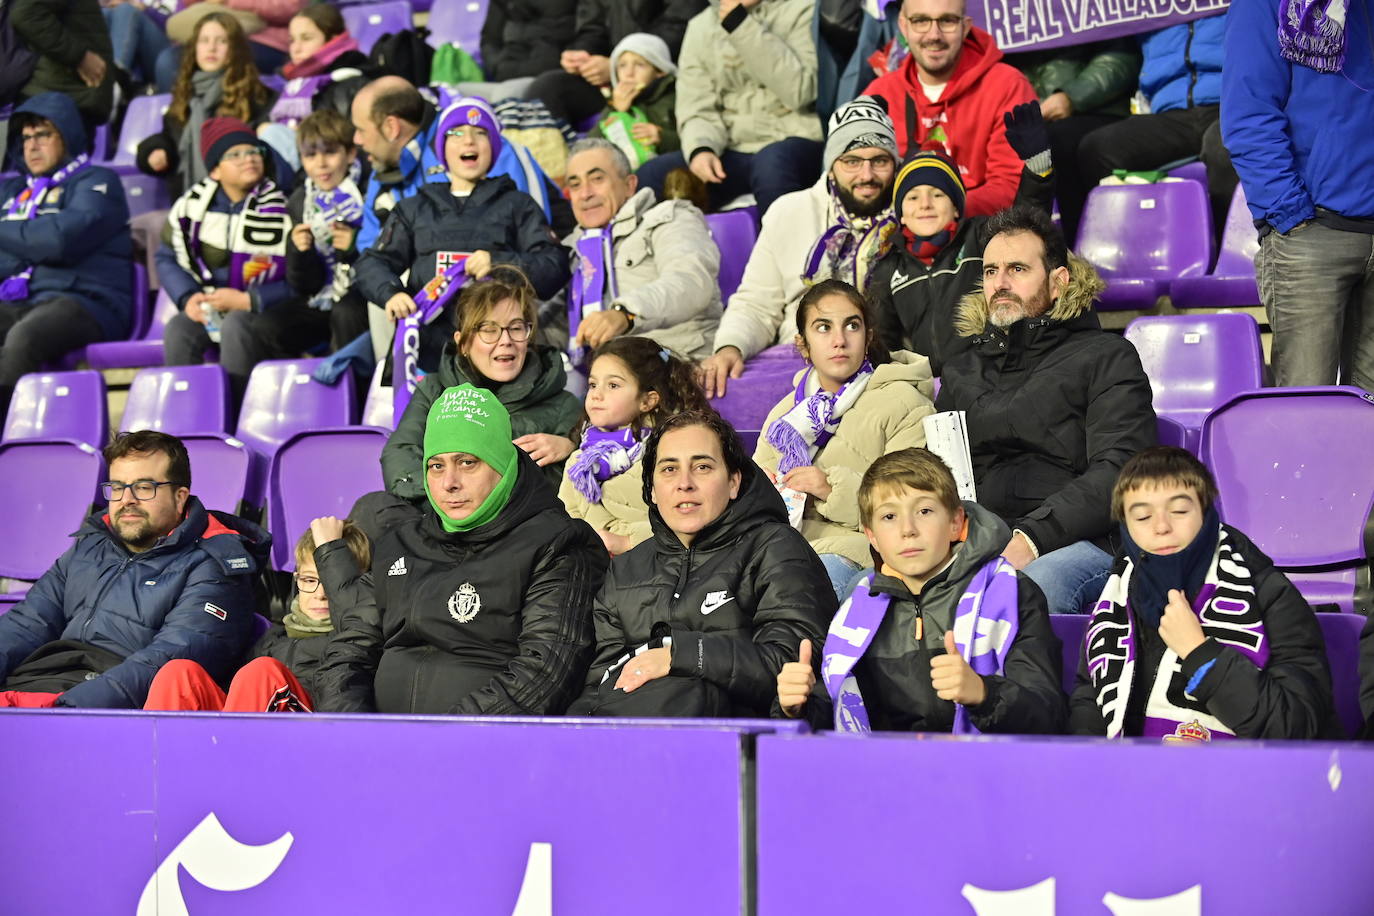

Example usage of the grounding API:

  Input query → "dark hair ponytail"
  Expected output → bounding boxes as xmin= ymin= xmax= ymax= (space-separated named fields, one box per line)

xmin=795 ymin=279 xmax=891 ymax=366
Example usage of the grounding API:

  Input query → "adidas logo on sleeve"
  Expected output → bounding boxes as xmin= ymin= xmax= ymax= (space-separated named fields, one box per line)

xmin=388 ymin=557 xmax=408 ymax=576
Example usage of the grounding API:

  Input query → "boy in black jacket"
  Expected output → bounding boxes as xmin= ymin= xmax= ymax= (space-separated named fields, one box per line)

xmin=776 ymin=448 xmax=1066 ymax=734
xmin=1070 ymin=447 xmax=1338 ymax=741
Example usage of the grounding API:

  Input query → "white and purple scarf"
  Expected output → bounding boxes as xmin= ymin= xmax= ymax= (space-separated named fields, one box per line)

xmin=269 ymin=67 xmax=364 ymax=127
xmin=801 ymin=178 xmax=897 ymax=293
xmin=765 ymin=361 xmax=874 ymax=475
xmin=567 ymin=426 xmax=647 ymax=504
xmin=169 ymin=176 xmax=289 ymax=292
xmin=822 ymin=558 xmax=1020 ymax=734
xmin=301 ymin=174 xmax=364 ymax=310
xmin=1279 ymin=0 xmax=1348 ymax=73
xmin=1086 ymin=527 xmax=1269 ymax=743
xmin=0 ymin=153 xmax=91 ymax=301
xmin=568 ymin=228 xmax=617 ymax=365
xmin=392 ymin=261 xmax=465 ymax=420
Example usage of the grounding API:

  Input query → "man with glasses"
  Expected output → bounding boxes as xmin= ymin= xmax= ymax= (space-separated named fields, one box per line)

xmin=700 ymin=97 xmax=898 ymax=397
xmin=157 ymin=117 xmax=306 ymax=406
xmin=0 ymin=430 xmax=270 ymax=708
xmin=863 ymin=0 xmax=1037 ymax=217
xmin=0 ymin=93 xmax=131 ymax=425
xmin=561 ymin=137 xmax=721 ymax=361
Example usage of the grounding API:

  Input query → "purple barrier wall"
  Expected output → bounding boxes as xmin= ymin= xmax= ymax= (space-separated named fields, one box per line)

xmin=1 ymin=712 xmax=798 ymax=915
xmin=967 ymin=0 xmax=1228 ymax=53
xmin=756 ymin=734 xmax=1374 ymax=915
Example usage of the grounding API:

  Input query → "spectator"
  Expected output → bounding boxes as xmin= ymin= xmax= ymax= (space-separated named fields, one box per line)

xmin=155 ymin=0 xmax=306 ymax=92
xmin=558 ymin=336 xmax=710 ymax=554
xmin=1223 ymin=0 xmax=1374 ymax=392
xmin=144 ymin=517 xmax=371 ymax=711
xmin=316 ymin=385 xmax=608 ymax=715
xmin=102 ymin=0 xmax=172 ymax=91
xmin=869 ymin=104 xmax=1054 ymax=375
xmin=1071 ymin=447 xmax=1338 ymax=740
xmin=352 ymin=97 xmax=568 ymax=369
xmin=136 ymin=11 xmax=275 ymax=200
xmin=754 ymin=279 xmax=935 ymax=598
xmin=590 ymin=33 xmax=681 ymax=165
xmin=524 ymin=0 xmax=703 ymax=126
xmin=570 ymin=409 xmax=834 ymax=716
xmin=286 ymin=109 xmax=369 ymax=352
xmin=1006 ymin=38 xmax=1140 ymax=244
xmin=862 ymin=0 xmax=1037 ymax=217
xmin=636 ymin=0 xmax=824 ymax=215
xmin=698 ymin=97 xmax=897 ymax=397
xmin=0 ymin=431 xmax=269 ymax=708
xmin=158 ymin=117 xmax=303 ymax=404
xmin=0 ymin=93 xmax=132 ymax=423
xmin=1077 ymin=15 xmax=1236 ymax=232
xmin=481 ymin=0 xmax=578 ymax=88
xmin=936 ymin=205 xmax=1156 ymax=614
xmin=11 ymin=0 xmax=116 ymax=127
xmin=348 ymin=76 xmax=445 ymax=253
xmin=562 ymin=137 xmax=721 ymax=361
xmin=355 ymin=269 xmax=582 ymax=544
xmin=776 ymin=448 xmax=1067 ymax=734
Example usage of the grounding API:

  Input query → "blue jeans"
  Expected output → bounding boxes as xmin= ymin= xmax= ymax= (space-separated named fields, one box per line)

xmin=1023 ymin=540 xmax=1113 ymax=615
xmin=819 ymin=553 xmax=863 ymax=604
xmin=104 ymin=4 xmax=171 ymax=83
xmin=634 ymin=137 xmax=823 ymax=216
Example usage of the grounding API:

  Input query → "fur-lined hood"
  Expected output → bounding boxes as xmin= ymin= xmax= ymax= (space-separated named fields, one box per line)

xmin=953 ymin=254 xmax=1106 ymax=338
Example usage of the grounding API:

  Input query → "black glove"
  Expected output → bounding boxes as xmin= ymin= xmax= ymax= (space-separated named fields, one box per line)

xmin=1003 ymin=101 xmax=1050 ymax=162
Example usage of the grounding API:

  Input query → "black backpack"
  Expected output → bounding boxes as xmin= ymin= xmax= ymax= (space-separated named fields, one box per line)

xmin=368 ymin=28 xmax=434 ymax=87
xmin=0 ymin=0 xmax=39 ymax=105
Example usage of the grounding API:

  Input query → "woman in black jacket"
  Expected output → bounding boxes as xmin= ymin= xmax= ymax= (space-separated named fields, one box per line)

xmin=570 ymin=409 xmax=834 ymax=717
xmin=316 ymin=384 xmax=607 ymax=716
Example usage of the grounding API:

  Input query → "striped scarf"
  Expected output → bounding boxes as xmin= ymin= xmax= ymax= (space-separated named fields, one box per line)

xmin=0 ymin=153 xmax=91 ymax=301
xmin=170 ymin=176 xmax=289 ymax=291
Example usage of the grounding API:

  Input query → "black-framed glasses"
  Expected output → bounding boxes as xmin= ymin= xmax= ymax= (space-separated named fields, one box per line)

xmin=905 ymin=13 xmax=965 ymax=32
xmin=474 ymin=320 xmax=532 ymax=343
xmin=21 ymin=129 xmax=58 ymax=147
xmin=294 ymin=573 xmax=322 ymax=594
xmin=102 ymin=480 xmax=176 ymax=501
xmin=220 ymin=146 xmax=265 ymax=162
xmin=834 ymin=153 xmax=896 ymax=173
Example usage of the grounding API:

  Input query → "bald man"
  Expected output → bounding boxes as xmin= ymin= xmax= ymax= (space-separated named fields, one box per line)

xmin=349 ymin=76 xmax=448 ymax=251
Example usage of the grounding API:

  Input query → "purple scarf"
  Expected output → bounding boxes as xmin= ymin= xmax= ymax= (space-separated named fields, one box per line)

xmin=269 ymin=74 xmax=335 ymax=127
xmin=392 ymin=265 xmax=463 ymax=420
xmin=822 ymin=557 xmax=1020 ymax=734
xmin=567 ymin=426 xmax=646 ymax=503
xmin=1279 ymin=0 xmax=1348 ymax=73
xmin=800 ymin=177 xmax=897 ymax=293
xmin=765 ymin=361 xmax=874 ymax=475
xmin=0 ymin=153 xmax=91 ymax=301
xmin=302 ymin=177 xmax=364 ymax=311
xmin=568 ymin=228 xmax=616 ymax=366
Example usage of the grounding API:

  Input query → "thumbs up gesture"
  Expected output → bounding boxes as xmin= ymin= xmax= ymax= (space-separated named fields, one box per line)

xmin=930 ymin=630 xmax=987 ymax=706
xmin=776 ymin=639 xmax=816 ymax=718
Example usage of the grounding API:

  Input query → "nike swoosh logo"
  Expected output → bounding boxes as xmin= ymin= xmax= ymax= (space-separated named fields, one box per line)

xmin=699 ymin=597 xmax=735 ymax=616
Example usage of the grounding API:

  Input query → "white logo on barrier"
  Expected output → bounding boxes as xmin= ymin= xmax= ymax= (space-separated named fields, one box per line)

xmin=135 ymin=812 xmax=293 ymax=916
xmin=449 ymin=582 xmax=481 ymax=623
xmin=510 ymin=842 xmax=552 ymax=916
xmin=961 ymin=879 xmax=1202 ymax=916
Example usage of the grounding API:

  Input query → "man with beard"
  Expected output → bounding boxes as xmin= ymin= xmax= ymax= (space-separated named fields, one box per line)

xmin=700 ymin=97 xmax=898 ymax=397
xmin=936 ymin=205 xmax=1156 ymax=614
xmin=0 ymin=431 xmax=269 ymax=708
xmin=863 ymin=0 xmax=1036 ymax=218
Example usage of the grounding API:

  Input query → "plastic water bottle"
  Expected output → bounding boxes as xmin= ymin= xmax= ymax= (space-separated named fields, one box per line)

xmin=204 ymin=307 xmax=224 ymax=343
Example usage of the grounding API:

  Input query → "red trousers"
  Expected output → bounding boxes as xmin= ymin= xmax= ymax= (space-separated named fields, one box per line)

xmin=143 ymin=657 xmax=314 ymax=712
xmin=0 ymin=691 xmax=61 ymax=707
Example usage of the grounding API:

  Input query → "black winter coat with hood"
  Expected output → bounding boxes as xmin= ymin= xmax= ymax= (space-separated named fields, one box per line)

xmin=570 ymin=460 xmax=835 ymax=717
xmin=571 ymin=0 xmax=706 ymax=58
xmin=481 ymin=0 xmax=578 ymax=81
xmin=314 ymin=452 xmax=607 ymax=716
xmin=935 ymin=257 xmax=1157 ymax=557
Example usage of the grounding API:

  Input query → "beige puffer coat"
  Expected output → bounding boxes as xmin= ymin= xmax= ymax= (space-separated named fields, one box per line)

xmin=558 ymin=454 xmax=653 ymax=550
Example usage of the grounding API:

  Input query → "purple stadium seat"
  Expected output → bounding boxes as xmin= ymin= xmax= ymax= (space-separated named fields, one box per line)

xmin=1076 ymin=182 xmax=1214 ymax=310
xmin=0 ymin=441 xmax=103 ymax=580
xmin=343 ymin=1 xmax=414 ymax=54
xmin=183 ymin=434 xmax=256 ymax=514
xmin=1316 ymin=612 xmax=1365 ymax=738
xmin=361 ymin=362 xmax=395 ymax=429
xmin=0 ymin=593 xmax=22 ymax=615
xmin=122 ymin=365 xmax=231 ymax=435
xmin=267 ymin=427 xmax=388 ymax=570
xmin=713 ymin=346 xmax=804 ymax=453
xmin=120 ymin=172 xmax=173 ymax=219
xmin=1156 ymin=415 xmax=1191 ymax=453
xmin=1166 ymin=160 xmax=1208 ymax=186
xmin=251 ymin=612 xmax=272 ymax=640
xmin=426 ymin=0 xmax=487 ymax=55
xmin=236 ymin=359 xmax=358 ymax=461
xmin=1049 ymin=614 xmax=1087 ymax=696
xmin=1199 ymin=386 xmax=1374 ymax=613
xmin=111 ymin=94 xmax=171 ymax=169
xmin=1169 ymin=185 xmax=1261 ymax=308
xmin=706 ymin=208 xmax=759 ymax=303
xmin=84 ymin=291 xmax=178 ymax=370
xmin=2 ymin=370 xmax=107 ymax=447
xmin=57 ymin=262 xmax=151 ymax=370
xmin=1125 ymin=313 xmax=1265 ymax=449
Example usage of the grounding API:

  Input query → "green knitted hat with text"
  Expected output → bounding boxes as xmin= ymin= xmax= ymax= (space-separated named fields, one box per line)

xmin=422 ymin=385 xmax=519 ymax=532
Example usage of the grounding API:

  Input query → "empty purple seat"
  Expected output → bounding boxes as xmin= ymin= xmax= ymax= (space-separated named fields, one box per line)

xmin=1316 ymin=612 xmax=1365 ymax=739
xmin=1156 ymin=415 xmax=1190 ymax=452
xmin=1049 ymin=614 xmax=1087 ymax=695
xmin=183 ymin=434 xmax=257 ymax=514
xmin=120 ymin=172 xmax=173 ymax=219
xmin=706 ymin=208 xmax=759 ymax=303
xmin=1170 ymin=185 xmax=1262 ymax=308
xmin=361 ymin=362 xmax=395 ymax=429
xmin=56 ymin=262 xmax=151 ymax=370
xmin=1076 ymin=182 xmax=1213 ymax=310
xmin=236 ymin=359 xmax=358 ymax=461
xmin=122 ymin=365 xmax=232 ymax=436
xmin=1199 ymin=386 xmax=1374 ymax=613
xmin=426 ymin=0 xmax=487 ymax=54
xmin=713 ymin=345 xmax=804 ymax=451
xmin=2 ymin=370 xmax=107 ymax=447
xmin=1125 ymin=313 xmax=1265 ymax=449
xmin=84 ymin=290 xmax=178 ymax=370
xmin=0 ymin=441 xmax=103 ymax=580
xmin=111 ymin=94 xmax=171 ymax=170
xmin=343 ymin=1 xmax=414 ymax=54
xmin=267 ymin=428 xmax=388 ymax=570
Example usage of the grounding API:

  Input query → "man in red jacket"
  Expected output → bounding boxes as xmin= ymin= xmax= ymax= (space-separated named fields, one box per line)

xmin=863 ymin=0 xmax=1036 ymax=217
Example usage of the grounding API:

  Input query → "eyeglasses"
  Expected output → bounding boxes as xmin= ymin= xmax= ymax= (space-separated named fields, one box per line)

xmin=102 ymin=480 xmax=176 ymax=501
xmin=904 ymin=13 xmax=965 ymax=32
xmin=21 ymin=129 xmax=58 ymax=147
xmin=220 ymin=147 xmax=265 ymax=162
xmin=474 ymin=320 xmax=532 ymax=343
xmin=294 ymin=573 xmax=322 ymax=594
xmin=834 ymin=153 xmax=896 ymax=173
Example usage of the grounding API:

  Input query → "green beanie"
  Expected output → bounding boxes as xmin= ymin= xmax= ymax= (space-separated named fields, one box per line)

xmin=423 ymin=385 xmax=519 ymax=532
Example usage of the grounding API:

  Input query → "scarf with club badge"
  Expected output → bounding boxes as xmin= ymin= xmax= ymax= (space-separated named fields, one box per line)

xmin=170 ymin=175 xmax=289 ymax=291
xmin=0 ymin=152 xmax=91 ymax=301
